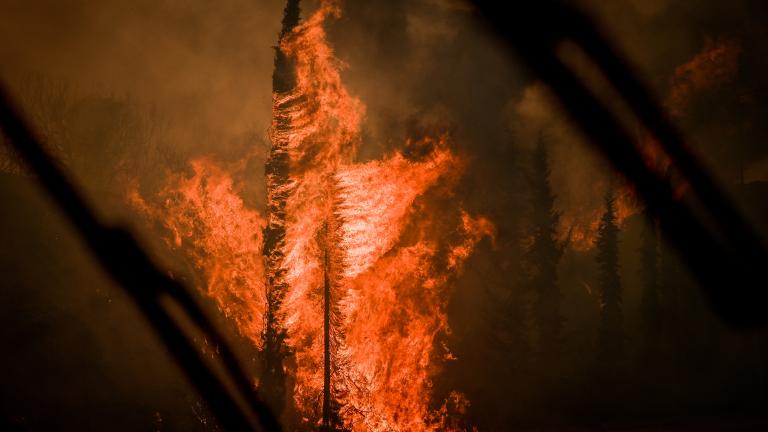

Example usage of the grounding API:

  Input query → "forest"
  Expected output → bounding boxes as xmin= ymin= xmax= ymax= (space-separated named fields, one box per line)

xmin=1 ymin=0 xmax=768 ymax=431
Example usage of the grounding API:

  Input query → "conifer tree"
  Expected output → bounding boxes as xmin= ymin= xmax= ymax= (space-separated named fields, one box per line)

xmin=526 ymin=139 xmax=566 ymax=357
xmin=262 ymin=0 xmax=301 ymax=417
xmin=638 ymin=209 xmax=662 ymax=358
xmin=595 ymin=190 xmax=624 ymax=366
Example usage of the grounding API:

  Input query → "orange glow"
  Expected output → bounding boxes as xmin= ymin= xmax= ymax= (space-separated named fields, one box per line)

xmin=129 ymin=159 xmax=267 ymax=348
xmin=667 ymin=39 xmax=741 ymax=117
xmin=130 ymin=1 xmax=492 ymax=430
xmin=562 ymin=39 xmax=741 ymax=250
xmin=559 ymin=185 xmax=638 ymax=251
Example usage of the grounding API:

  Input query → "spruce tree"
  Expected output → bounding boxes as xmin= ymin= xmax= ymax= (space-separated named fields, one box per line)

xmin=527 ymin=139 xmax=566 ymax=358
xmin=262 ymin=0 xmax=301 ymax=417
xmin=595 ymin=190 xmax=624 ymax=367
xmin=638 ymin=209 xmax=662 ymax=359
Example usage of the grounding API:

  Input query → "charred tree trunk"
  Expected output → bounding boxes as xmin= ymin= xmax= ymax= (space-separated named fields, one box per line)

xmin=322 ymin=225 xmax=332 ymax=430
xmin=320 ymin=216 xmax=346 ymax=431
xmin=262 ymin=0 xmax=301 ymax=417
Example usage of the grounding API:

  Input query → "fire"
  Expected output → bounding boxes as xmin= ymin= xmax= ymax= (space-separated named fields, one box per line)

xmin=129 ymin=159 xmax=267 ymax=348
xmin=559 ymin=185 xmax=638 ymax=251
xmin=331 ymin=141 xmax=490 ymax=431
xmin=562 ymin=39 xmax=741 ymax=250
xmin=130 ymin=1 xmax=491 ymax=430
xmin=666 ymin=38 xmax=741 ymax=118
xmin=335 ymin=139 xmax=458 ymax=279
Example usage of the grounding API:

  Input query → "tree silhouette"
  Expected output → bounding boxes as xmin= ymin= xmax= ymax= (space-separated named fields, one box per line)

xmin=262 ymin=0 xmax=301 ymax=418
xmin=526 ymin=139 xmax=566 ymax=359
xmin=595 ymin=190 xmax=624 ymax=368
xmin=638 ymin=209 xmax=662 ymax=360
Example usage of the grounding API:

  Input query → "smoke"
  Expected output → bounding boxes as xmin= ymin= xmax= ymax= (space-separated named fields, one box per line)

xmin=667 ymin=38 xmax=741 ymax=117
xmin=0 ymin=0 xmax=286 ymax=158
xmin=2 ymin=0 xmax=766 ymax=245
xmin=581 ymin=0 xmax=768 ymax=183
xmin=502 ymin=9 xmax=757 ymax=248
xmin=507 ymin=82 xmax=619 ymax=248
xmin=3 ymin=0 xmax=768 ymax=429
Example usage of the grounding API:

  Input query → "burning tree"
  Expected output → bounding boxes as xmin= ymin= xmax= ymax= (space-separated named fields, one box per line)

xmin=263 ymin=0 xmax=364 ymax=426
xmin=132 ymin=0 xmax=493 ymax=429
xmin=261 ymin=0 xmax=301 ymax=418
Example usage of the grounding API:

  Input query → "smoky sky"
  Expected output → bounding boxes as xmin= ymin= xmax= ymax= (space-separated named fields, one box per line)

xmin=0 ymin=0 xmax=285 ymax=154
xmin=582 ymin=0 xmax=768 ymax=181
xmin=3 ymin=0 xmax=768 ymax=197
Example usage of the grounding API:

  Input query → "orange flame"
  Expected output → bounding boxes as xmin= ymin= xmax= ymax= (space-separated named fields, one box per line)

xmin=563 ymin=38 xmax=741 ymax=250
xmin=666 ymin=38 xmax=741 ymax=118
xmin=559 ymin=184 xmax=638 ymax=251
xmin=131 ymin=1 xmax=491 ymax=430
xmin=129 ymin=159 xmax=267 ymax=347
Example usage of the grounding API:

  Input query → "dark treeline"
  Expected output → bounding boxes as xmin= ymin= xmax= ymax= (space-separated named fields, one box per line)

xmin=448 ymin=135 xmax=768 ymax=430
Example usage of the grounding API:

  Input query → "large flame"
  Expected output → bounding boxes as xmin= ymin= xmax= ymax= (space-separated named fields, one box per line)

xmin=131 ymin=1 xmax=491 ymax=430
xmin=129 ymin=159 xmax=268 ymax=348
